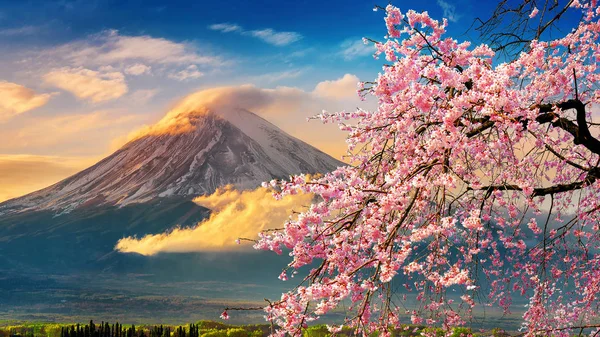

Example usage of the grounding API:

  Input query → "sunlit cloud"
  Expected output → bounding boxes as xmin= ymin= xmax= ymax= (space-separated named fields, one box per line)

xmin=313 ymin=74 xmax=359 ymax=99
xmin=0 ymin=154 xmax=97 ymax=202
xmin=0 ymin=109 xmax=142 ymax=154
xmin=115 ymin=185 xmax=314 ymax=254
xmin=43 ymin=66 xmax=128 ymax=103
xmin=123 ymin=74 xmax=373 ymax=160
xmin=53 ymin=29 xmax=223 ymax=67
xmin=0 ymin=81 xmax=53 ymax=120
xmin=32 ymin=30 xmax=225 ymax=83
xmin=208 ymin=23 xmax=302 ymax=46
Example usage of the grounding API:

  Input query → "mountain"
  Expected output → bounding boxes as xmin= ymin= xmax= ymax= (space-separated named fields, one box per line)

xmin=0 ymin=94 xmax=343 ymax=322
xmin=0 ymin=105 xmax=342 ymax=215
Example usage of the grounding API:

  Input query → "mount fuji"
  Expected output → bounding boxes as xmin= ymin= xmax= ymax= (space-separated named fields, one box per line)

xmin=0 ymin=103 xmax=341 ymax=216
xmin=0 ymin=93 xmax=343 ymax=322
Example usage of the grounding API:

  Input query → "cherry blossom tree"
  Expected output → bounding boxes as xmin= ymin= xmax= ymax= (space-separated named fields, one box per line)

xmin=236 ymin=2 xmax=600 ymax=336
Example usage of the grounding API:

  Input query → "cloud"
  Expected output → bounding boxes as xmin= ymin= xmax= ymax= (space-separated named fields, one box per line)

xmin=47 ymin=30 xmax=223 ymax=67
xmin=0 ymin=25 xmax=40 ymax=36
xmin=122 ymin=84 xmax=308 ymax=141
xmin=208 ymin=23 xmax=302 ymax=46
xmin=437 ymin=0 xmax=460 ymax=23
xmin=129 ymin=89 xmax=159 ymax=104
xmin=208 ymin=23 xmax=242 ymax=33
xmin=43 ymin=67 xmax=128 ymax=102
xmin=168 ymin=65 xmax=204 ymax=81
xmin=122 ymin=74 xmax=373 ymax=160
xmin=248 ymin=29 xmax=302 ymax=46
xmin=124 ymin=63 xmax=152 ymax=76
xmin=0 ymin=81 xmax=52 ymax=120
xmin=115 ymin=185 xmax=314 ymax=254
xmin=0 ymin=109 xmax=142 ymax=154
xmin=26 ymin=30 xmax=225 ymax=85
xmin=313 ymin=74 xmax=360 ymax=99
xmin=0 ymin=154 xmax=96 ymax=202
xmin=339 ymin=39 xmax=375 ymax=60
xmin=146 ymin=85 xmax=307 ymax=134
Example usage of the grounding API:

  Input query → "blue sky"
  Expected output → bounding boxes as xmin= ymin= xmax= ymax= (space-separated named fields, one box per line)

xmin=0 ymin=0 xmax=486 ymax=90
xmin=0 ymin=0 xmax=578 ymax=200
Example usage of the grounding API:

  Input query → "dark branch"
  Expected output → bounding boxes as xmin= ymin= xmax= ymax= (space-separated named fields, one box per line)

xmin=537 ymin=99 xmax=600 ymax=155
xmin=465 ymin=99 xmax=600 ymax=156
xmin=469 ymin=167 xmax=600 ymax=197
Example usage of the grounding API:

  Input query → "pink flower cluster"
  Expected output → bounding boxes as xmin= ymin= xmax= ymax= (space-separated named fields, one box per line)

xmin=245 ymin=3 xmax=600 ymax=336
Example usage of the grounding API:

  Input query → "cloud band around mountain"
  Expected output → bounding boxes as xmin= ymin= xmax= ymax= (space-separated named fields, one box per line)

xmin=115 ymin=185 xmax=313 ymax=254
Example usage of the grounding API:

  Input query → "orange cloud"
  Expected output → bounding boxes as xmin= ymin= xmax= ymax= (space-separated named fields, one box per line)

xmin=313 ymin=74 xmax=360 ymax=99
xmin=115 ymin=185 xmax=314 ymax=254
xmin=0 ymin=81 xmax=52 ymax=120
xmin=0 ymin=154 xmax=97 ymax=202
xmin=44 ymin=67 xmax=128 ymax=103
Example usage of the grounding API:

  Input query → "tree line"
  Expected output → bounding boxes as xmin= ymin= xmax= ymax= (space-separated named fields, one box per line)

xmin=59 ymin=321 xmax=200 ymax=337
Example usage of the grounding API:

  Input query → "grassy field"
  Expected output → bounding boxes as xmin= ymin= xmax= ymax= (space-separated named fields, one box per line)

xmin=0 ymin=320 xmax=513 ymax=337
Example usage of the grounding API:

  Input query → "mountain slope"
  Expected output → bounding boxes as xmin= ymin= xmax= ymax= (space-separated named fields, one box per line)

xmin=0 ymin=107 xmax=342 ymax=214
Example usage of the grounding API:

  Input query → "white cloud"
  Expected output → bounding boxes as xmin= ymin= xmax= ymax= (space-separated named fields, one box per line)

xmin=437 ymin=0 xmax=460 ymax=23
xmin=248 ymin=29 xmax=302 ymax=46
xmin=30 ymin=30 xmax=224 ymax=87
xmin=51 ymin=30 xmax=223 ymax=67
xmin=208 ymin=23 xmax=242 ymax=33
xmin=208 ymin=23 xmax=302 ymax=46
xmin=43 ymin=67 xmax=128 ymax=103
xmin=339 ymin=39 xmax=375 ymax=60
xmin=124 ymin=63 xmax=151 ymax=76
xmin=168 ymin=65 xmax=204 ymax=81
xmin=0 ymin=81 xmax=52 ymax=120
xmin=313 ymin=74 xmax=360 ymax=99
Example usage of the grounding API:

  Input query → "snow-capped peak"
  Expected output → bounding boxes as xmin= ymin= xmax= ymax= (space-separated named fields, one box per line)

xmin=0 ymin=95 xmax=343 ymax=214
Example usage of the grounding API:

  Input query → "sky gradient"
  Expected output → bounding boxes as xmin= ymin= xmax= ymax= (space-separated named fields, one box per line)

xmin=0 ymin=0 xmax=498 ymax=201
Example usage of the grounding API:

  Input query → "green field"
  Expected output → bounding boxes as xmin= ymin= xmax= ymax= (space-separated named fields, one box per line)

xmin=0 ymin=320 xmax=513 ymax=337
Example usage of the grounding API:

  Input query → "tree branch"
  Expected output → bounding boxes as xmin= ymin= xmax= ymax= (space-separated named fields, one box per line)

xmin=469 ymin=167 xmax=599 ymax=197
xmin=537 ymin=99 xmax=600 ymax=155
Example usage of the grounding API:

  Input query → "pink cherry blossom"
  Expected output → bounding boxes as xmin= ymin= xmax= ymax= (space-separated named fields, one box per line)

xmin=529 ymin=7 xmax=540 ymax=18
xmin=251 ymin=3 xmax=600 ymax=336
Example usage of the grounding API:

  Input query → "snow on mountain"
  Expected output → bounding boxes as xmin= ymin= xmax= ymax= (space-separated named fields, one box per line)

xmin=0 ymin=99 xmax=343 ymax=214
